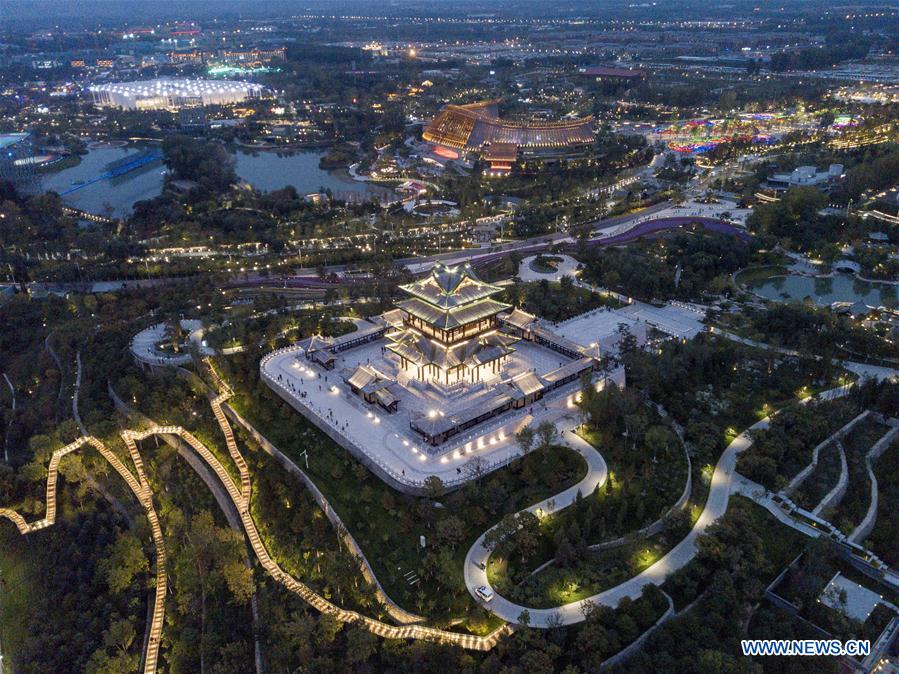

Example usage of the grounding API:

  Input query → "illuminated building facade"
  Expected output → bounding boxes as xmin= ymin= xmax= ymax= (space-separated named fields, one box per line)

xmin=386 ymin=262 xmax=518 ymax=385
xmin=90 ymin=77 xmax=266 ymax=111
xmin=423 ymin=100 xmax=594 ymax=171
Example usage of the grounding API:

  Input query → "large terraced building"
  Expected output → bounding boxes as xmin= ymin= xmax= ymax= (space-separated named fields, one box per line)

xmin=423 ymin=100 xmax=594 ymax=171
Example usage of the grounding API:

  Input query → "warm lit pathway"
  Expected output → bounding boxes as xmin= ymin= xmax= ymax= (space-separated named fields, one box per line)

xmin=0 ymin=434 xmax=167 ymax=674
xmin=464 ymin=426 xmax=607 ymax=625
xmin=1 ymin=365 xmax=515 ymax=672
xmin=463 ymin=385 xmax=855 ymax=627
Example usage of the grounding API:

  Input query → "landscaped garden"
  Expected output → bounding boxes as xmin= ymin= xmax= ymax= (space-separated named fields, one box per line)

xmin=791 ymin=440 xmax=842 ymax=511
xmin=503 ymin=276 xmax=619 ymax=322
xmin=768 ymin=538 xmax=899 ymax=642
xmin=869 ymin=438 xmax=899 ymax=566
xmin=211 ymin=347 xmax=590 ymax=624
xmin=736 ymin=397 xmax=862 ymax=491
xmin=485 ymin=385 xmax=690 ymax=607
xmin=529 ymin=254 xmax=564 ymax=274
xmin=823 ymin=415 xmax=891 ymax=534
xmin=485 ymin=335 xmax=853 ymax=612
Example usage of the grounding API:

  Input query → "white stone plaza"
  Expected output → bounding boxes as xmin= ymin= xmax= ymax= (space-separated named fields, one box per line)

xmin=260 ymin=262 xmax=625 ymax=491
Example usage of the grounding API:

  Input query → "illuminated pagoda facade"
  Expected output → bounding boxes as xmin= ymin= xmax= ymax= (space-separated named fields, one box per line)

xmin=386 ymin=262 xmax=519 ymax=385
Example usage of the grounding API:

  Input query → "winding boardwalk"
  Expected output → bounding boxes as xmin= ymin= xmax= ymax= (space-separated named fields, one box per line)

xmin=1 ymin=374 xmax=512 ymax=671
xmin=127 ymin=397 xmax=511 ymax=651
xmin=0 ymin=434 xmax=167 ymax=674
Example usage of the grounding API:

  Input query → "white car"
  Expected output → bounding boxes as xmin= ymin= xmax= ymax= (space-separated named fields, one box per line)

xmin=475 ymin=585 xmax=494 ymax=602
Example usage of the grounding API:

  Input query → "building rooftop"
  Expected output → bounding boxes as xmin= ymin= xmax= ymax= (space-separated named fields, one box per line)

xmin=399 ymin=261 xmax=505 ymax=309
xmin=423 ymin=100 xmax=594 ymax=152
xmin=396 ymin=296 xmax=512 ymax=330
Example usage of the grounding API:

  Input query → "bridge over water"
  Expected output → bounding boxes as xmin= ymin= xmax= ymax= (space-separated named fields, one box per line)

xmin=59 ymin=149 xmax=163 ymax=196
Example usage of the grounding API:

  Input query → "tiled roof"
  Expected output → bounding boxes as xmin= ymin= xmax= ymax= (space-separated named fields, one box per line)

xmin=386 ymin=328 xmax=515 ymax=370
xmin=396 ymin=297 xmax=511 ymax=330
xmin=399 ymin=262 xmax=504 ymax=309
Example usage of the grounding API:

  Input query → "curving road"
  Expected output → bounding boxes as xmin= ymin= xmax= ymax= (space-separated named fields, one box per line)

xmin=464 ymin=385 xmax=854 ymax=627
xmin=464 ymin=427 xmax=609 ymax=625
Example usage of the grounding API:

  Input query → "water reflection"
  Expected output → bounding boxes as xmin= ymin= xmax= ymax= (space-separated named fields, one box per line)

xmin=43 ymin=144 xmax=391 ymax=218
xmin=749 ymin=273 xmax=896 ymax=308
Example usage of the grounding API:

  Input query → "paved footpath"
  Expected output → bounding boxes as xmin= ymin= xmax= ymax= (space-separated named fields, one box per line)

xmin=464 ymin=385 xmax=853 ymax=627
xmin=464 ymin=426 xmax=607 ymax=625
xmin=709 ymin=328 xmax=897 ymax=383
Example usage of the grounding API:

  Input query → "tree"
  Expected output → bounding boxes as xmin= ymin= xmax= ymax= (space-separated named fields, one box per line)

xmin=518 ymin=608 xmax=532 ymax=627
xmin=535 ymin=420 xmax=558 ymax=450
xmin=483 ymin=513 xmax=519 ymax=551
xmin=423 ymin=474 xmax=446 ymax=500
xmin=645 ymin=425 xmax=673 ymax=460
xmin=435 ymin=515 xmax=465 ymax=550
xmin=617 ymin=323 xmax=639 ymax=356
xmin=516 ymin=426 xmax=536 ymax=455
xmin=345 ymin=624 xmax=379 ymax=664
xmin=515 ymin=511 xmax=542 ymax=562
xmin=99 ymin=533 xmax=149 ymax=594
xmin=222 ymin=560 xmax=254 ymax=605
xmin=462 ymin=456 xmax=487 ymax=485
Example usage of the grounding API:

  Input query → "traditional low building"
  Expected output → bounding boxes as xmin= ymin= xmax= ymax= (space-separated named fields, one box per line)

xmin=343 ymin=364 xmax=400 ymax=412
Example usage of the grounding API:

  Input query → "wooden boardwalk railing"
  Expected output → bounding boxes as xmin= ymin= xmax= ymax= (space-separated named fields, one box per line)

xmin=0 ymin=435 xmax=167 ymax=674
xmin=1 ymin=367 xmax=510 ymax=671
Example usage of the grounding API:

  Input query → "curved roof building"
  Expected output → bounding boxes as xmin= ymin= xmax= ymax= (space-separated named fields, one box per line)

xmin=89 ymin=77 xmax=266 ymax=111
xmin=423 ymin=100 xmax=594 ymax=153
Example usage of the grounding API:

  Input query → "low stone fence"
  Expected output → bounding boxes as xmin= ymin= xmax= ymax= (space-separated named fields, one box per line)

xmin=784 ymin=411 xmax=870 ymax=496
xmin=599 ymin=591 xmax=675 ymax=671
xmin=849 ymin=420 xmax=899 ymax=545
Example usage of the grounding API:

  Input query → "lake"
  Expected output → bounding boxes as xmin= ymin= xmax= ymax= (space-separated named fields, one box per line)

xmin=41 ymin=144 xmax=165 ymax=218
xmin=748 ymin=273 xmax=897 ymax=308
xmin=231 ymin=149 xmax=393 ymax=202
xmin=42 ymin=144 xmax=391 ymax=218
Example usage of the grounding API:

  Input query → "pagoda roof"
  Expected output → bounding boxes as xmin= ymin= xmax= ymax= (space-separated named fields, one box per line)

xmin=298 ymin=333 xmax=334 ymax=353
xmin=411 ymin=390 xmax=514 ymax=438
xmin=397 ymin=297 xmax=511 ymax=331
xmin=501 ymin=308 xmax=538 ymax=331
xmin=386 ymin=328 xmax=516 ymax=370
xmin=399 ymin=262 xmax=505 ymax=310
xmin=509 ymin=371 xmax=545 ymax=398
xmin=541 ymin=357 xmax=594 ymax=385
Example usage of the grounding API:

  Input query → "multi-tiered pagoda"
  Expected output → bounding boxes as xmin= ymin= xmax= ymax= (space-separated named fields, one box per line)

xmin=386 ymin=262 xmax=519 ymax=385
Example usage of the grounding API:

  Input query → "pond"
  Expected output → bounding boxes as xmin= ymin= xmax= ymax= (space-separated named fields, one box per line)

xmin=230 ymin=149 xmax=393 ymax=202
xmin=41 ymin=144 xmax=165 ymax=219
xmin=42 ymin=144 xmax=392 ymax=218
xmin=747 ymin=273 xmax=897 ymax=308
